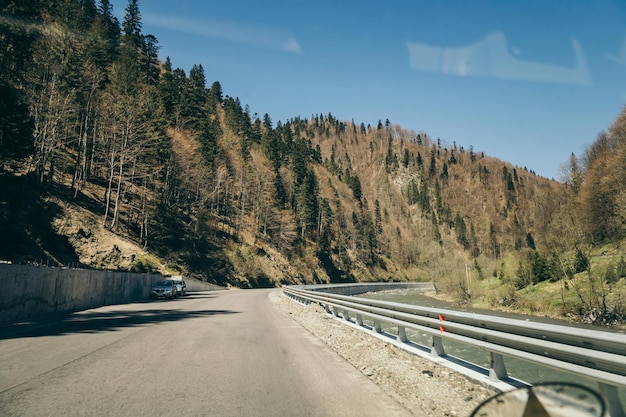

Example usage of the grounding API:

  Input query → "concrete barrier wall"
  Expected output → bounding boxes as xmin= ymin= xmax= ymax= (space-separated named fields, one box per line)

xmin=0 ymin=264 xmax=162 ymax=324
xmin=175 ymin=276 xmax=227 ymax=292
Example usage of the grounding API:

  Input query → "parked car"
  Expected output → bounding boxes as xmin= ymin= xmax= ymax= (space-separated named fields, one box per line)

xmin=172 ymin=279 xmax=186 ymax=296
xmin=149 ymin=280 xmax=176 ymax=299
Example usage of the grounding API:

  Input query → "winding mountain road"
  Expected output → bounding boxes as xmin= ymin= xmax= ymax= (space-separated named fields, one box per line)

xmin=0 ymin=289 xmax=413 ymax=416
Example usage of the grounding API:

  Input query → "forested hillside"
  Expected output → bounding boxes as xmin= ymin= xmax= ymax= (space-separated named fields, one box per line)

xmin=2 ymin=1 xmax=625 ymax=323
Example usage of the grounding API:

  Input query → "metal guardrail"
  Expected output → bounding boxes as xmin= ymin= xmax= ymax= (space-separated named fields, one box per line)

xmin=283 ymin=284 xmax=626 ymax=417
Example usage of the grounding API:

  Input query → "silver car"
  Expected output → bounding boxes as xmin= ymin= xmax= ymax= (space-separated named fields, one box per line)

xmin=172 ymin=279 xmax=186 ymax=296
xmin=149 ymin=280 xmax=176 ymax=299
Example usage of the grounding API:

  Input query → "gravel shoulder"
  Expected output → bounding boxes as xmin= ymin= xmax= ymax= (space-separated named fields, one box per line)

xmin=270 ymin=290 xmax=496 ymax=417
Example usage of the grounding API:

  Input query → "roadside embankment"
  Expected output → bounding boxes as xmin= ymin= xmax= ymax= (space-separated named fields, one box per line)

xmin=270 ymin=291 xmax=495 ymax=417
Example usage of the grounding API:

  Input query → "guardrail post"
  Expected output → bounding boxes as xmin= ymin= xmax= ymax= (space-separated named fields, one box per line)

xmin=373 ymin=319 xmax=382 ymax=333
xmin=356 ymin=313 xmax=363 ymax=326
xmin=431 ymin=335 xmax=445 ymax=357
xmin=598 ymin=383 xmax=625 ymax=417
xmin=398 ymin=326 xmax=408 ymax=343
xmin=489 ymin=352 xmax=508 ymax=381
xmin=343 ymin=309 xmax=350 ymax=321
xmin=332 ymin=306 xmax=340 ymax=317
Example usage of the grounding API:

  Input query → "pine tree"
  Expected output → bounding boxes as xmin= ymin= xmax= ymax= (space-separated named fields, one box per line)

xmin=526 ymin=232 xmax=536 ymax=250
xmin=122 ymin=0 xmax=142 ymax=46
xmin=419 ymin=181 xmax=430 ymax=212
xmin=182 ymin=65 xmax=209 ymax=130
xmin=208 ymin=81 xmax=223 ymax=104
xmin=85 ymin=0 xmax=120 ymax=80
xmin=295 ymin=171 xmax=318 ymax=239
xmin=158 ymin=57 xmax=176 ymax=117
xmin=454 ymin=213 xmax=469 ymax=249
xmin=406 ymin=180 xmax=419 ymax=205
xmin=564 ymin=152 xmax=583 ymax=195
xmin=428 ymin=149 xmax=436 ymax=177
xmin=261 ymin=114 xmax=284 ymax=167
xmin=374 ymin=199 xmax=382 ymax=234
xmin=441 ymin=162 xmax=449 ymax=179
xmin=142 ymin=34 xmax=160 ymax=85
xmin=110 ymin=42 xmax=142 ymax=96
xmin=403 ymin=148 xmax=410 ymax=168
xmin=385 ymin=134 xmax=394 ymax=173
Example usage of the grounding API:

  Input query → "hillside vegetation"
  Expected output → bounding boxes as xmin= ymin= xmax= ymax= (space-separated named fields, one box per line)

xmin=1 ymin=1 xmax=626 ymax=325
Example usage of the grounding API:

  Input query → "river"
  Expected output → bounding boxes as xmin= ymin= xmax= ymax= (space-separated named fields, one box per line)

xmin=360 ymin=288 xmax=626 ymax=406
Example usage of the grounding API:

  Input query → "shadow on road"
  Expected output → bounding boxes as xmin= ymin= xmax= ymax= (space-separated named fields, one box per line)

xmin=0 ymin=303 xmax=237 ymax=341
xmin=180 ymin=292 xmax=218 ymax=300
xmin=140 ymin=291 xmax=220 ymax=303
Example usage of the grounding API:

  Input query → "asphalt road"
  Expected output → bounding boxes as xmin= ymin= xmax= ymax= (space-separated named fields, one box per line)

xmin=0 ymin=289 xmax=413 ymax=417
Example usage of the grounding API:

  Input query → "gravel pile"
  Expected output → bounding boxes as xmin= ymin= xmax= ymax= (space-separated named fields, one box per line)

xmin=270 ymin=291 xmax=495 ymax=417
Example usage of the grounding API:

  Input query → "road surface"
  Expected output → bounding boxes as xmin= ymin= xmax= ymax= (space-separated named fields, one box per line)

xmin=0 ymin=289 xmax=413 ymax=416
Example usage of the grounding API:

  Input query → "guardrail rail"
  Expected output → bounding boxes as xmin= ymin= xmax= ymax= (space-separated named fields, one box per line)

xmin=283 ymin=284 xmax=626 ymax=417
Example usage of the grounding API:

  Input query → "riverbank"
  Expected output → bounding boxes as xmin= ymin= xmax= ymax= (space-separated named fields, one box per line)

xmin=270 ymin=291 xmax=495 ymax=417
xmin=431 ymin=276 xmax=626 ymax=331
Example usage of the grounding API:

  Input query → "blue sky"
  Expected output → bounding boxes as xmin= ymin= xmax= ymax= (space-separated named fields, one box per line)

xmin=110 ymin=0 xmax=626 ymax=179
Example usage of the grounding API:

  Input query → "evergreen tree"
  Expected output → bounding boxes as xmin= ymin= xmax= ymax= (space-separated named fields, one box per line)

xmin=441 ymin=162 xmax=448 ymax=179
xmin=291 ymin=137 xmax=310 ymax=185
xmin=564 ymin=152 xmax=583 ymax=195
xmin=273 ymin=166 xmax=287 ymax=208
xmin=428 ymin=149 xmax=436 ymax=177
xmin=489 ymin=223 xmax=500 ymax=259
xmin=261 ymin=114 xmax=282 ymax=167
xmin=317 ymin=198 xmax=333 ymax=251
xmin=574 ymin=247 xmax=589 ymax=273
xmin=419 ymin=180 xmax=430 ymax=212
xmin=197 ymin=117 xmax=218 ymax=168
xmin=86 ymin=0 xmax=120 ymax=78
xmin=385 ymin=135 xmax=394 ymax=173
xmin=109 ymin=41 xmax=142 ymax=96
xmin=454 ymin=213 xmax=469 ymax=249
xmin=182 ymin=64 xmax=209 ymax=129
xmin=469 ymin=223 xmax=480 ymax=257
xmin=526 ymin=232 xmax=536 ymax=250
xmin=295 ymin=170 xmax=318 ymax=238
xmin=208 ymin=81 xmax=223 ymax=104
xmin=406 ymin=180 xmax=419 ymax=205
xmin=122 ymin=0 xmax=142 ymax=46
xmin=346 ymin=172 xmax=362 ymax=201
xmin=158 ymin=57 xmax=176 ymax=117
xmin=403 ymin=148 xmax=410 ymax=168
xmin=189 ymin=64 xmax=206 ymax=90
xmin=374 ymin=199 xmax=382 ymax=234
xmin=142 ymin=34 xmax=160 ymax=85
xmin=530 ymin=251 xmax=554 ymax=284
xmin=432 ymin=215 xmax=442 ymax=245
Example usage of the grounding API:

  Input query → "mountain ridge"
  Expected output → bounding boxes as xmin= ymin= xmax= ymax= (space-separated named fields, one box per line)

xmin=2 ymin=1 xmax=625 ymax=324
